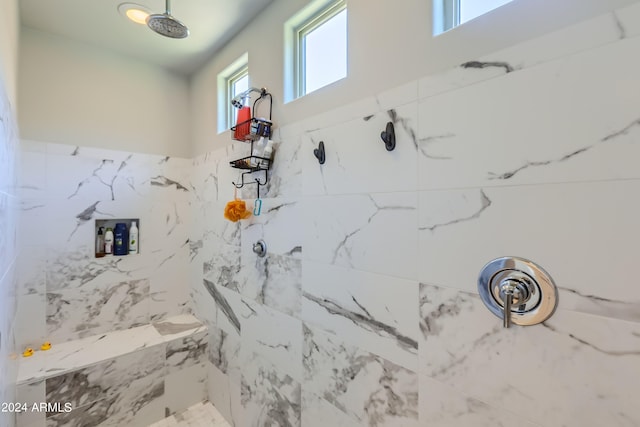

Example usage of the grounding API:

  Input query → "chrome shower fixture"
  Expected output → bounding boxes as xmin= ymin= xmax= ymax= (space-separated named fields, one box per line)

xmin=146 ymin=0 xmax=189 ymax=39
xmin=231 ymin=87 xmax=267 ymax=109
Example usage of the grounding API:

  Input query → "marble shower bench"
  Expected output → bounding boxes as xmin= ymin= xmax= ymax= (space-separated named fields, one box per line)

xmin=16 ymin=314 xmax=209 ymax=427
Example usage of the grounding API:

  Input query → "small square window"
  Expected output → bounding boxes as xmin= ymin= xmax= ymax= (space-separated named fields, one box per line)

xmin=434 ymin=0 xmax=514 ymax=35
xmin=217 ymin=54 xmax=249 ymax=133
xmin=228 ymin=67 xmax=249 ymax=128
xmin=286 ymin=0 xmax=347 ymax=101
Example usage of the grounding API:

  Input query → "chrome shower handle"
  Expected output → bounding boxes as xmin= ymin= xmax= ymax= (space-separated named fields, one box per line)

xmin=499 ymin=279 xmax=531 ymax=328
xmin=478 ymin=257 xmax=558 ymax=329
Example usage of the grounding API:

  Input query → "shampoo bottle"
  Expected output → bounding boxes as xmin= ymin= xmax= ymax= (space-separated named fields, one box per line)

xmin=129 ymin=221 xmax=139 ymax=254
xmin=104 ymin=228 xmax=114 ymax=255
xmin=114 ymin=223 xmax=128 ymax=256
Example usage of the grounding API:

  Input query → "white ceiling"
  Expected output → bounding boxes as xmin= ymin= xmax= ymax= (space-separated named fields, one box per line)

xmin=19 ymin=0 xmax=275 ymax=76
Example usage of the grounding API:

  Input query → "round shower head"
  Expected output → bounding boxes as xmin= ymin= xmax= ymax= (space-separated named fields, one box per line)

xmin=146 ymin=0 xmax=189 ymax=39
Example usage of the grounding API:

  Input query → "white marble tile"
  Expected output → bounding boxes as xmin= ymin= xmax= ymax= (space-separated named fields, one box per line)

xmin=150 ymin=244 xmax=190 ymax=322
xmin=152 ymin=314 xmax=207 ymax=340
xmin=164 ymin=364 xmax=208 ymax=416
xmin=150 ymin=401 xmax=231 ymax=427
xmin=419 ymin=375 xmax=540 ymax=427
xmin=303 ymin=324 xmax=419 ymax=426
xmin=265 ymin=124 xmax=303 ymax=199
xmin=418 ymin=36 xmax=640 ymax=191
xmin=207 ymin=326 xmax=241 ymax=382
xmin=16 ymin=245 xmax=46 ymax=296
xmin=419 ymin=9 xmax=623 ymax=102
xmin=18 ymin=323 xmax=161 ymax=384
xmin=302 ymin=260 xmax=419 ymax=371
xmin=419 ymin=283 xmax=640 ymax=427
xmin=44 ymin=149 xmax=153 ymax=201
xmin=418 ymin=181 xmax=640 ymax=323
xmin=237 ymin=252 xmax=301 ymax=318
xmin=46 ymin=278 xmax=150 ymax=343
xmin=303 ymin=103 xmax=419 ymax=196
xmin=240 ymin=198 xmax=303 ymax=257
xmin=241 ymin=351 xmax=301 ymax=427
xmin=16 ymin=380 xmax=45 ymax=427
xmin=301 ymin=390 xmax=359 ymax=427
xmin=303 ymin=192 xmax=418 ymax=281
xmin=207 ymin=363 xmax=239 ymax=427
xmin=19 ymin=151 xmax=46 ymax=199
xmin=201 ymin=279 xmax=244 ymax=339
xmin=15 ymin=292 xmax=46 ymax=350
xmin=614 ymin=1 xmax=640 ymax=39
xmin=165 ymin=331 xmax=208 ymax=374
xmin=45 ymin=346 xmax=165 ymax=427
xmin=240 ymin=298 xmax=303 ymax=382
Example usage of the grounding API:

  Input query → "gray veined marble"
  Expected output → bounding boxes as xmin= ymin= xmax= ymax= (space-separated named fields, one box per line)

xmin=241 ymin=353 xmax=301 ymax=427
xmin=153 ymin=319 xmax=203 ymax=336
xmin=151 ymin=175 xmax=190 ymax=192
xmin=203 ymin=278 xmax=241 ymax=334
xmin=46 ymin=278 xmax=150 ymax=342
xmin=461 ymin=60 xmax=516 ymax=73
xmin=45 ymin=346 xmax=165 ymax=426
xmin=303 ymin=292 xmax=417 ymax=353
xmin=419 ymin=189 xmax=492 ymax=233
xmin=208 ymin=327 xmax=242 ymax=384
xmin=303 ymin=324 xmax=419 ymax=426
xmin=166 ymin=331 xmax=208 ymax=371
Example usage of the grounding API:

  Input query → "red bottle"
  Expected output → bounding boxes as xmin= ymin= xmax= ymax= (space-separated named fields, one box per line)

xmin=234 ymin=106 xmax=251 ymax=141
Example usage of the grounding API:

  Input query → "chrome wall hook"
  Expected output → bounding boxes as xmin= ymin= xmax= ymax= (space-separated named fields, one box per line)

xmin=478 ymin=257 xmax=558 ymax=328
xmin=380 ymin=122 xmax=396 ymax=151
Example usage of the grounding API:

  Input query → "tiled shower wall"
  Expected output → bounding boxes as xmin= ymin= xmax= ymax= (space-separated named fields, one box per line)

xmin=0 ymin=67 xmax=19 ymax=427
xmin=191 ymin=4 xmax=640 ymax=426
xmin=16 ymin=142 xmax=192 ymax=349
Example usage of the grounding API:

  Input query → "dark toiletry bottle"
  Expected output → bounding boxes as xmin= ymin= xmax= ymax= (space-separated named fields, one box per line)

xmin=96 ymin=227 xmax=105 ymax=257
xmin=114 ymin=223 xmax=129 ymax=256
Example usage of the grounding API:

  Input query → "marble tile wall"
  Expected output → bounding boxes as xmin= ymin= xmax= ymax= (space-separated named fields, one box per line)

xmin=190 ymin=2 xmax=640 ymax=426
xmin=0 ymin=67 xmax=20 ymax=427
xmin=16 ymin=142 xmax=192 ymax=349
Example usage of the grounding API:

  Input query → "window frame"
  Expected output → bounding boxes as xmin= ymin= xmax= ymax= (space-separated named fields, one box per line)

xmin=217 ymin=53 xmax=249 ymax=133
xmin=226 ymin=65 xmax=249 ymax=130
xmin=435 ymin=0 xmax=514 ymax=35
xmin=293 ymin=0 xmax=347 ymax=99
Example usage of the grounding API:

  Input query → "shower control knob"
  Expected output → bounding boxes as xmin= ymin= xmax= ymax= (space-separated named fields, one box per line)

xmin=253 ymin=240 xmax=267 ymax=258
xmin=478 ymin=257 xmax=558 ymax=328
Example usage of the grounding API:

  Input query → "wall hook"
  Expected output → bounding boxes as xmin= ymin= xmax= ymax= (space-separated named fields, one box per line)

xmin=313 ymin=141 xmax=326 ymax=164
xmin=380 ymin=122 xmax=396 ymax=151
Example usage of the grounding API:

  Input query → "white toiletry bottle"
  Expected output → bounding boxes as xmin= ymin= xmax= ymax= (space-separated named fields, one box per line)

xmin=104 ymin=227 xmax=114 ymax=255
xmin=129 ymin=221 xmax=139 ymax=254
xmin=260 ymin=140 xmax=274 ymax=168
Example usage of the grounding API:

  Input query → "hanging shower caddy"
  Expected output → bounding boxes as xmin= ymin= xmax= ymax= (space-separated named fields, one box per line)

xmin=229 ymin=87 xmax=274 ymax=200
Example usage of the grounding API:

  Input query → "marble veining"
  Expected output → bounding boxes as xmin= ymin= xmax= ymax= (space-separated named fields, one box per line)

xmin=461 ymin=60 xmax=515 ymax=73
xmin=203 ymin=279 xmax=241 ymax=334
xmin=303 ymin=292 xmax=417 ymax=353
xmin=303 ymin=325 xmax=418 ymax=426
xmin=488 ymin=117 xmax=640 ymax=180
xmin=151 ymin=175 xmax=190 ymax=191
xmin=419 ymin=189 xmax=491 ymax=233
xmin=241 ymin=352 xmax=301 ymax=427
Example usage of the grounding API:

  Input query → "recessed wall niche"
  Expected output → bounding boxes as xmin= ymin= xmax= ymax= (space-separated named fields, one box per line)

xmin=95 ymin=218 xmax=140 ymax=258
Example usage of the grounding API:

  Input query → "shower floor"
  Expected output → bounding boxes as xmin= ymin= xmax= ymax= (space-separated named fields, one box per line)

xmin=148 ymin=401 xmax=230 ymax=427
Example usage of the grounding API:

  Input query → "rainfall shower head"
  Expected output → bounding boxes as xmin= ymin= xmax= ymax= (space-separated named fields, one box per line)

xmin=146 ymin=0 xmax=189 ymax=39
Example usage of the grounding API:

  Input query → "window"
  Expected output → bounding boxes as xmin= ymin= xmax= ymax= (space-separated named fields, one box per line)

xmin=434 ymin=0 xmax=514 ymax=35
xmin=217 ymin=54 xmax=249 ymax=133
xmin=285 ymin=0 xmax=347 ymax=101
